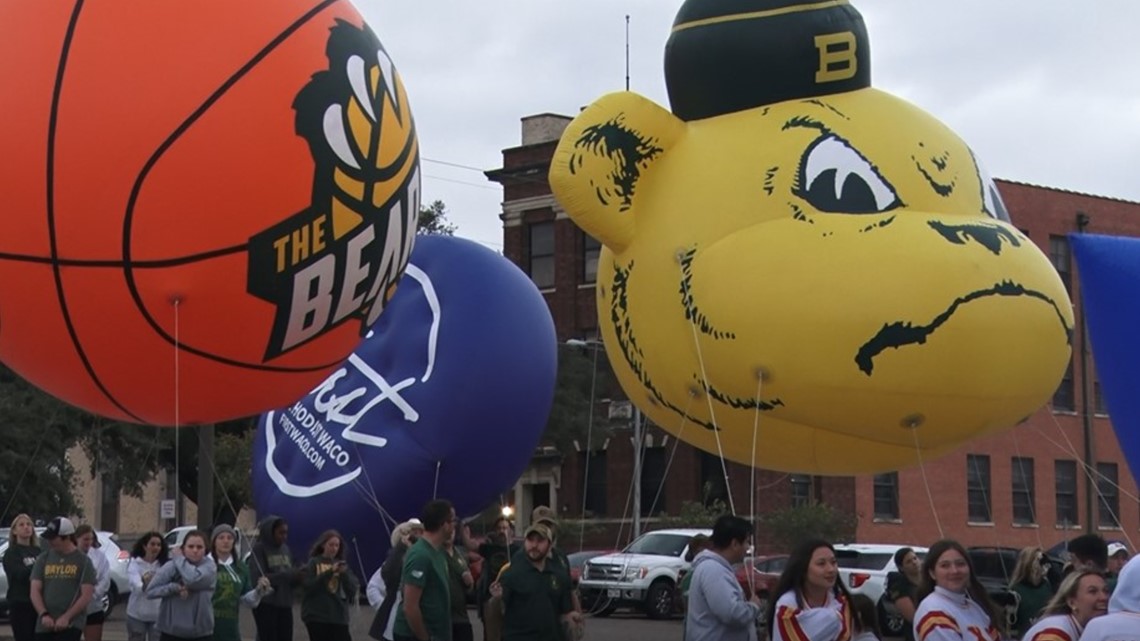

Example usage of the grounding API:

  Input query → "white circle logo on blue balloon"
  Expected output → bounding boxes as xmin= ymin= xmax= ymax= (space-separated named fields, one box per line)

xmin=253 ymin=235 xmax=558 ymax=570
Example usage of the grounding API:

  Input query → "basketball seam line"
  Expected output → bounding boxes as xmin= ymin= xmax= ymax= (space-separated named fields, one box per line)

xmin=118 ymin=0 xmax=347 ymax=383
xmin=46 ymin=0 xmax=146 ymax=423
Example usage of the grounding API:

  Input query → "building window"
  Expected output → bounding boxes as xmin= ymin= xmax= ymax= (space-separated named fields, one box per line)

xmin=528 ymin=222 xmax=555 ymax=289
xmin=1097 ymin=462 xmax=1120 ymax=528
xmin=1011 ymin=457 xmax=1035 ymax=525
xmin=582 ymin=232 xmax=601 ymax=284
xmin=967 ymin=454 xmax=992 ymax=522
xmin=699 ymin=451 xmax=730 ymax=509
xmin=1055 ymin=460 xmax=1078 ymax=527
xmin=580 ymin=451 xmax=607 ymax=517
xmin=873 ymin=472 xmax=900 ymax=520
xmin=1053 ymin=359 xmax=1075 ymax=411
xmin=1094 ymin=377 xmax=1108 ymax=415
xmin=791 ymin=474 xmax=813 ymax=508
xmin=1049 ymin=235 xmax=1071 ymax=293
xmin=640 ymin=448 xmax=667 ymax=517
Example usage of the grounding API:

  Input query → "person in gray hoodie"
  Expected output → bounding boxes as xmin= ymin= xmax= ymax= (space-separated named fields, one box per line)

xmin=249 ymin=516 xmax=301 ymax=641
xmin=685 ymin=515 xmax=764 ymax=641
xmin=145 ymin=529 xmax=217 ymax=641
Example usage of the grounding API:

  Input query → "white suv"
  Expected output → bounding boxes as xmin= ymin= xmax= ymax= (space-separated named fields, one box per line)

xmin=834 ymin=543 xmax=927 ymax=636
xmin=578 ymin=528 xmax=710 ymax=619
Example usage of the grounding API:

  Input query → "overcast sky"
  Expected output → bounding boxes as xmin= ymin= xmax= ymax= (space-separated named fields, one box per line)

xmin=358 ymin=1 xmax=1140 ymax=251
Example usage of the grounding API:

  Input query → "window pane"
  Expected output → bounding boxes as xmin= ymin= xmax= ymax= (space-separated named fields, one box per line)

xmin=791 ymin=474 xmax=812 ymax=508
xmin=1055 ymin=460 xmax=1078 ymax=526
xmin=640 ymin=448 xmax=667 ymax=516
xmin=582 ymin=233 xmax=601 ymax=284
xmin=530 ymin=256 xmax=554 ymax=289
xmin=1097 ymin=462 xmax=1120 ymax=528
xmin=528 ymin=223 xmax=555 ymax=288
xmin=967 ymin=455 xmax=992 ymax=522
xmin=581 ymin=451 xmax=607 ymax=516
xmin=1011 ymin=457 xmax=1035 ymax=524
xmin=873 ymin=472 xmax=899 ymax=519
xmin=1050 ymin=235 xmax=1071 ymax=293
xmin=1053 ymin=360 xmax=1075 ymax=411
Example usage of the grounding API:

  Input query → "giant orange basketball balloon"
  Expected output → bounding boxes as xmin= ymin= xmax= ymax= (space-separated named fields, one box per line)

xmin=0 ymin=1 xmax=420 ymax=425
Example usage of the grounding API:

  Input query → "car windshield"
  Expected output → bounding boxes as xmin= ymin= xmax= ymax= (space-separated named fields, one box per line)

xmin=624 ymin=533 xmax=690 ymax=557
xmin=836 ymin=551 xmax=894 ymax=570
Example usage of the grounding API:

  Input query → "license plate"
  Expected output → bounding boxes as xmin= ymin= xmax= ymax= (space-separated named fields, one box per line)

xmin=607 ymin=589 xmax=621 ymax=598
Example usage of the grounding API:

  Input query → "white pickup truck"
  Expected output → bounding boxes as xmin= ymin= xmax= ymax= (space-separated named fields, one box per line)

xmin=578 ymin=528 xmax=710 ymax=619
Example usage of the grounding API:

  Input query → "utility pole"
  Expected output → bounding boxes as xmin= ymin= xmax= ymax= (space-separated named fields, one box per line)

xmin=197 ymin=424 xmax=215 ymax=530
xmin=632 ymin=406 xmax=642 ymax=539
xmin=1076 ymin=212 xmax=1096 ymax=533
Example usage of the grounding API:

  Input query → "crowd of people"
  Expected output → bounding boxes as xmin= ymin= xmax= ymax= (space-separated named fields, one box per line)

xmin=3 ymin=500 xmax=585 ymax=641
xmin=363 ymin=500 xmax=584 ymax=641
xmin=681 ymin=516 xmax=1140 ymax=641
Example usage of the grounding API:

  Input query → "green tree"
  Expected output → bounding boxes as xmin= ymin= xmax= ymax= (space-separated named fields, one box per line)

xmin=543 ymin=346 xmax=619 ymax=451
xmin=0 ymin=365 xmax=86 ymax=519
xmin=417 ymin=200 xmax=457 ymax=236
xmin=760 ymin=502 xmax=857 ymax=552
xmin=160 ymin=418 xmax=256 ymax=524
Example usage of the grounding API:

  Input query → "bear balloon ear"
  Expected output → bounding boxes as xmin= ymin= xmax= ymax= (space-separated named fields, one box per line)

xmin=549 ymin=92 xmax=685 ymax=253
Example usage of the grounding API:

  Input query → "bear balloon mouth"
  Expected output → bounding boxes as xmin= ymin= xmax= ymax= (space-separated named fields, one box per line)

xmin=854 ymin=280 xmax=1074 ymax=375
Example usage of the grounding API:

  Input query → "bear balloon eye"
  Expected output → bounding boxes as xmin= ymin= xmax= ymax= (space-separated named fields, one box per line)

xmin=974 ymin=154 xmax=1011 ymax=222
xmin=797 ymin=135 xmax=900 ymax=214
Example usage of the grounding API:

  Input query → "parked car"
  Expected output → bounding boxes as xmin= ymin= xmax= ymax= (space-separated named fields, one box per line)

xmin=835 ymin=543 xmax=928 ymax=637
xmin=966 ymin=545 xmax=1066 ymax=631
xmin=568 ymin=549 xmax=618 ymax=585
xmin=0 ymin=528 xmax=129 ymax=619
xmin=578 ymin=528 xmax=710 ymax=619
xmin=738 ymin=554 xmax=786 ymax=626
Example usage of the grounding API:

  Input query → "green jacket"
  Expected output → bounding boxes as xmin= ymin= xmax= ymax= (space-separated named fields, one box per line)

xmin=212 ymin=556 xmax=255 ymax=641
xmin=301 ymin=556 xmax=359 ymax=625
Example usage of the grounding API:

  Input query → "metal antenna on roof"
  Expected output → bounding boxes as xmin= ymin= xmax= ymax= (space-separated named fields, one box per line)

xmin=625 ymin=15 xmax=631 ymax=91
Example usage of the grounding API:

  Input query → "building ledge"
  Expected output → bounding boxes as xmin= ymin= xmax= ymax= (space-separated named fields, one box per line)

xmin=1012 ymin=522 xmax=1039 ymax=529
xmin=967 ymin=521 xmax=996 ymax=528
xmin=872 ymin=518 xmax=903 ymax=525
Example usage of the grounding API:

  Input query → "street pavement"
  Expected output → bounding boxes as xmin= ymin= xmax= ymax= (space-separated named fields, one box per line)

xmin=0 ymin=607 xmax=684 ymax=641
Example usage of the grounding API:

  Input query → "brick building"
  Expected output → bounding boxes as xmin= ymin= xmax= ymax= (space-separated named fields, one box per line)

xmin=486 ymin=113 xmax=1140 ymax=553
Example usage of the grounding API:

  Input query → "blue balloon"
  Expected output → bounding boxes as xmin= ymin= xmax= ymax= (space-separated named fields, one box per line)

xmin=1071 ymin=234 xmax=1140 ymax=485
xmin=253 ymin=235 xmax=557 ymax=574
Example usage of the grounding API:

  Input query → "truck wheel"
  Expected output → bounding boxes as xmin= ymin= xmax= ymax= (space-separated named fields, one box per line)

xmin=645 ymin=580 xmax=675 ymax=619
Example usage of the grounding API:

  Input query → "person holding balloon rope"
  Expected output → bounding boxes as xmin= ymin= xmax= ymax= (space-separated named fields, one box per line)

xmin=1019 ymin=569 xmax=1106 ymax=641
xmin=913 ymin=540 xmax=1003 ymax=641
xmin=766 ymin=539 xmax=853 ymax=641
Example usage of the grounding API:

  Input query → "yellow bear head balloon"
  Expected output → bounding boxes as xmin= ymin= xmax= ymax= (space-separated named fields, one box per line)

xmin=549 ymin=0 xmax=1073 ymax=474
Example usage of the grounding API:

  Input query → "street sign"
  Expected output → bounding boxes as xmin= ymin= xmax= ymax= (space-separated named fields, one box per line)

xmin=608 ymin=400 xmax=632 ymax=420
xmin=160 ymin=499 xmax=176 ymax=519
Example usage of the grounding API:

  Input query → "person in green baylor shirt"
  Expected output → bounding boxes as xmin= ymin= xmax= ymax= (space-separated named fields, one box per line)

xmin=394 ymin=499 xmax=457 ymax=641
xmin=29 ymin=517 xmax=96 ymax=641
xmin=490 ymin=523 xmax=582 ymax=641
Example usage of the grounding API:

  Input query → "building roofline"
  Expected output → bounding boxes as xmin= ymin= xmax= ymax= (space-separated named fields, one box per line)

xmin=997 ymin=178 xmax=1140 ymax=207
